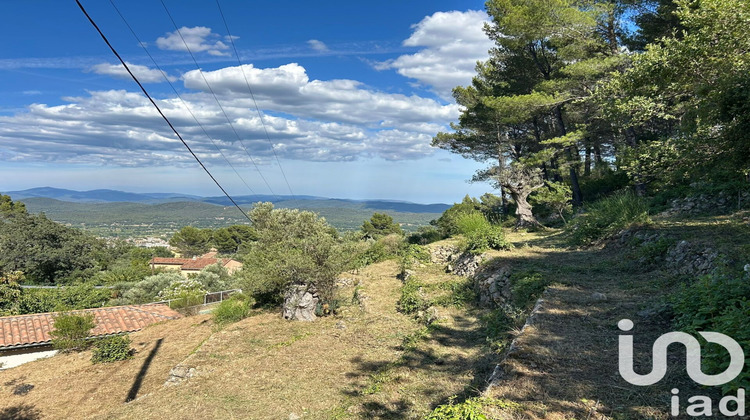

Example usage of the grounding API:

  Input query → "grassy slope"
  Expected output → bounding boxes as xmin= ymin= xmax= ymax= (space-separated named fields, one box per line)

xmin=2 ymin=211 xmax=748 ymax=419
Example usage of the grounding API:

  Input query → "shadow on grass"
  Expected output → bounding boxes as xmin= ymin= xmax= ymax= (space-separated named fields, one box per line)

xmin=0 ymin=404 xmax=42 ymax=420
xmin=125 ymin=338 xmax=163 ymax=402
xmin=343 ymin=312 xmax=497 ymax=418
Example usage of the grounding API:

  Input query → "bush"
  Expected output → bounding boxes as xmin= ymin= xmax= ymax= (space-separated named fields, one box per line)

xmin=213 ymin=293 xmax=254 ymax=325
xmin=398 ymin=243 xmax=430 ymax=277
xmin=406 ymin=226 xmax=443 ymax=245
xmin=455 ymin=212 xmax=511 ymax=253
xmin=482 ymin=305 xmax=526 ymax=353
xmin=50 ymin=313 xmax=95 ymax=351
xmin=397 ymin=277 xmax=429 ymax=315
xmin=569 ymin=190 xmax=651 ymax=245
xmin=672 ymin=268 xmax=750 ymax=393
xmin=238 ymin=203 xmax=348 ymax=306
xmin=121 ymin=273 xmax=181 ymax=304
xmin=91 ymin=335 xmax=133 ymax=363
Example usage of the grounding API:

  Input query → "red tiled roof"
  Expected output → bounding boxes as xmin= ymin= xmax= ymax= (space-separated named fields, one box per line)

xmin=0 ymin=304 xmax=182 ymax=350
xmin=180 ymin=258 xmax=222 ymax=270
xmin=150 ymin=257 xmax=190 ymax=265
xmin=149 ymin=256 xmax=241 ymax=271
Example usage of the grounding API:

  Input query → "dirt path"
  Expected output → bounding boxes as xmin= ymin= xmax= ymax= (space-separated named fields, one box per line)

xmin=483 ymin=231 xmax=719 ymax=419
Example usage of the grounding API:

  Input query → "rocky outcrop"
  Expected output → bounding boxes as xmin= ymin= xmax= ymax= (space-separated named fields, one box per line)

xmin=474 ymin=266 xmax=512 ymax=307
xmin=666 ymin=240 xmax=719 ymax=277
xmin=282 ymin=284 xmax=319 ymax=321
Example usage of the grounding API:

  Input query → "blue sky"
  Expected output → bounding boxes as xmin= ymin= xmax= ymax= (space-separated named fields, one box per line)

xmin=0 ymin=0 xmax=496 ymax=204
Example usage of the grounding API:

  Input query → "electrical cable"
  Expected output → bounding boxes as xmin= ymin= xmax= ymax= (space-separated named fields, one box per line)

xmin=75 ymin=0 xmax=253 ymax=223
xmin=108 ymin=0 xmax=258 ymax=198
xmin=158 ymin=0 xmax=279 ymax=200
xmin=214 ymin=0 xmax=297 ymax=203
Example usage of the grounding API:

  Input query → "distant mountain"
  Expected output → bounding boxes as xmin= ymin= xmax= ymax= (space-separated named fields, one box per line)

xmin=4 ymin=187 xmax=451 ymax=213
xmin=5 ymin=187 xmax=202 ymax=203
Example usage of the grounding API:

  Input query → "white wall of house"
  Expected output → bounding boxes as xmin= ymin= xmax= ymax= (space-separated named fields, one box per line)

xmin=0 ymin=347 xmax=58 ymax=370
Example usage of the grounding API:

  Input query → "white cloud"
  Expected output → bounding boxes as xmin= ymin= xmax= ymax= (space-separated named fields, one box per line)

xmin=156 ymin=26 xmax=231 ymax=57
xmin=376 ymin=10 xmax=494 ymax=100
xmin=0 ymin=62 xmax=460 ymax=166
xmin=307 ymin=39 xmax=329 ymax=52
xmin=89 ymin=62 xmax=176 ymax=83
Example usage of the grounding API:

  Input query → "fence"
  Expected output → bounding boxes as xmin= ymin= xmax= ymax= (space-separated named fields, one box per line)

xmin=156 ymin=288 xmax=242 ymax=310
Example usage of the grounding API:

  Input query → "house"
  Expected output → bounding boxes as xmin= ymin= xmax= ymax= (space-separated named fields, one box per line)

xmin=149 ymin=252 xmax=242 ymax=277
xmin=0 ymin=304 xmax=182 ymax=370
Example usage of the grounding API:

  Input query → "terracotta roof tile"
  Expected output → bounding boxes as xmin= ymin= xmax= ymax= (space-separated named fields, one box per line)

xmin=180 ymin=258 xmax=220 ymax=270
xmin=0 ymin=304 xmax=182 ymax=350
xmin=150 ymin=257 xmax=190 ymax=265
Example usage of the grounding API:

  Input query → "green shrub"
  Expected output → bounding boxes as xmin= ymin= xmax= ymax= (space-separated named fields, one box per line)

xmin=50 ymin=313 xmax=95 ymax=351
xmin=406 ymin=226 xmax=443 ymax=245
xmin=455 ymin=212 xmax=512 ymax=253
xmin=425 ymin=397 xmax=520 ymax=419
xmin=397 ymin=277 xmax=429 ymax=315
xmin=569 ymin=190 xmax=651 ymax=245
xmin=213 ymin=293 xmax=253 ymax=325
xmin=672 ymin=268 xmax=750 ymax=393
xmin=398 ymin=243 xmax=430 ymax=276
xmin=91 ymin=335 xmax=133 ymax=363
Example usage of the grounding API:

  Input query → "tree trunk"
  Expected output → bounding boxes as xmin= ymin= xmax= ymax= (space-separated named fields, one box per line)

xmin=585 ymin=144 xmax=592 ymax=176
xmin=509 ymin=188 xmax=541 ymax=229
xmin=554 ymin=105 xmax=584 ymax=206
xmin=625 ymin=127 xmax=647 ymax=196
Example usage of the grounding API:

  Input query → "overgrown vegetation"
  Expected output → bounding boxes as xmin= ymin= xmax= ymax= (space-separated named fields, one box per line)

xmin=50 ymin=312 xmax=95 ymax=352
xmin=238 ymin=203 xmax=348 ymax=306
xmin=455 ymin=212 xmax=511 ymax=253
xmin=213 ymin=293 xmax=254 ymax=326
xmin=91 ymin=335 xmax=133 ymax=363
xmin=569 ymin=191 xmax=651 ymax=245
xmin=672 ymin=267 xmax=750 ymax=393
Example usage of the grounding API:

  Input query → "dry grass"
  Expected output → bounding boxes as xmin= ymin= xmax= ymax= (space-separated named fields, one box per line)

xmin=0 ymin=315 xmax=214 ymax=419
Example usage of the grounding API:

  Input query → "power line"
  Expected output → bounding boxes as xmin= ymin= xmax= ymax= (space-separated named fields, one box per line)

xmin=158 ymin=0 xmax=279 ymax=199
xmin=108 ymin=0 xmax=258 ymax=197
xmin=215 ymin=0 xmax=297 ymax=202
xmin=75 ymin=0 xmax=253 ymax=223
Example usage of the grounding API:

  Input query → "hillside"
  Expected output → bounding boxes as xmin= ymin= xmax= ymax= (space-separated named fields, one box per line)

xmin=18 ymin=197 xmax=443 ymax=237
xmin=3 ymin=211 xmax=747 ymax=418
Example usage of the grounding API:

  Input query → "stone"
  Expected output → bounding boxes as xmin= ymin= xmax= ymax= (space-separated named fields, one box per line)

xmin=591 ymin=292 xmax=607 ymax=302
xmin=282 ymin=284 xmax=319 ymax=321
xmin=165 ymin=365 xmax=197 ymax=386
xmin=335 ymin=321 xmax=347 ymax=330
xmin=288 ymin=413 xmax=300 ymax=420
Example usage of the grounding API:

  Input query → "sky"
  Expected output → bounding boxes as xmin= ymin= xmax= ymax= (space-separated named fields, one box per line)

xmin=0 ymin=0 xmax=497 ymax=204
